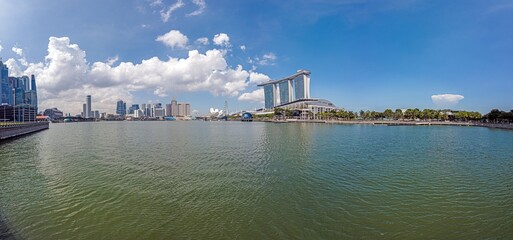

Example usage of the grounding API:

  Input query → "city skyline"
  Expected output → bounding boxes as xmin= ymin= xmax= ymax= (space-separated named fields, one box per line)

xmin=0 ymin=0 xmax=512 ymax=114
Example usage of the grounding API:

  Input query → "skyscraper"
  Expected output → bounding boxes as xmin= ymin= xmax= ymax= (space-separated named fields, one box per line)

xmin=86 ymin=95 xmax=92 ymax=118
xmin=116 ymin=100 xmax=126 ymax=116
xmin=258 ymin=70 xmax=311 ymax=109
xmin=171 ymin=97 xmax=178 ymax=116
xmin=82 ymin=104 xmax=87 ymax=118
xmin=29 ymin=75 xmax=38 ymax=113
xmin=165 ymin=104 xmax=172 ymax=116
xmin=141 ymin=103 xmax=147 ymax=116
xmin=0 ymin=59 xmax=13 ymax=105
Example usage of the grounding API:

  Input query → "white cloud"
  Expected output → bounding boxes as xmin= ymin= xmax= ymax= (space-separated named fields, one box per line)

xmin=12 ymin=46 xmax=23 ymax=56
xmin=213 ymin=33 xmax=230 ymax=47
xmin=16 ymin=36 xmax=266 ymax=114
xmin=238 ymin=88 xmax=264 ymax=103
xmin=156 ymin=30 xmax=189 ymax=48
xmin=4 ymin=58 xmax=23 ymax=77
xmin=153 ymin=86 xmax=168 ymax=97
xmin=0 ymin=44 xmax=3 ymax=53
xmin=263 ymin=52 xmax=276 ymax=61
xmin=150 ymin=0 xmax=163 ymax=7
xmin=187 ymin=0 xmax=206 ymax=16
xmin=431 ymin=94 xmax=464 ymax=106
xmin=195 ymin=37 xmax=209 ymax=45
xmin=160 ymin=0 xmax=185 ymax=22
xmin=248 ymin=72 xmax=271 ymax=84
xmin=240 ymin=45 xmax=246 ymax=51
xmin=248 ymin=52 xmax=278 ymax=66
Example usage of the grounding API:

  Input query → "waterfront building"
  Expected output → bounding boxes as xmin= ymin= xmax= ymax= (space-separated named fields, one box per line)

xmin=93 ymin=110 xmax=100 ymax=119
xmin=177 ymin=103 xmax=191 ymax=117
xmin=43 ymin=108 xmax=64 ymax=120
xmin=116 ymin=100 xmax=126 ymax=116
xmin=30 ymin=75 xmax=38 ymax=113
xmin=134 ymin=109 xmax=144 ymax=118
xmin=171 ymin=98 xmax=178 ymax=116
xmin=82 ymin=104 xmax=86 ymax=118
xmin=257 ymin=70 xmax=335 ymax=119
xmin=165 ymin=104 xmax=172 ymax=116
xmin=154 ymin=107 xmax=165 ymax=118
xmin=258 ymin=70 xmax=311 ymax=109
xmin=0 ymin=59 xmax=13 ymax=105
xmin=86 ymin=95 xmax=92 ymax=118
xmin=0 ymin=60 xmax=39 ymax=121
xmin=128 ymin=104 xmax=139 ymax=114
xmin=141 ymin=103 xmax=147 ymax=116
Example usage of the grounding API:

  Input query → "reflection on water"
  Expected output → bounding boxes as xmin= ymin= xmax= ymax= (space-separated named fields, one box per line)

xmin=0 ymin=122 xmax=512 ymax=239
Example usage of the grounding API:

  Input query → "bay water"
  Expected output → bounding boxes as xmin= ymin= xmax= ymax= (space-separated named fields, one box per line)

xmin=1 ymin=121 xmax=512 ymax=239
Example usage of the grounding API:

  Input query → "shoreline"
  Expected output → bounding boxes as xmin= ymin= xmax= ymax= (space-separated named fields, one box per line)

xmin=257 ymin=119 xmax=513 ymax=130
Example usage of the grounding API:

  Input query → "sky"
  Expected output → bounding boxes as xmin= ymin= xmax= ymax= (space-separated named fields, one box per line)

xmin=0 ymin=0 xmax=512 ymax=115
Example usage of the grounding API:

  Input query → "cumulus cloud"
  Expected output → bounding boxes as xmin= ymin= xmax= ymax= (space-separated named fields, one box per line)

xmin=248 ymin=72 xmax=271 ymax=84
xmin=238 ymin=88 xmax=264 ymax=103
xmin=195 ymin=37 xmax=209 ymax=45
xmin=15 ymin=36 xmax=266 ymax=114
xmin=0 ymin=44 xmax=3 ymax=53
xmin=431 ymin=94 xmax=464 ymax=106
xmin=187 ymin=0 xmax=206 ymax=16
xmin=240 ymin=45 xmax=246 ymax=51
xmin=156 ymin=30 xmax=189 ymax=48
xmin=160 ymin=0 xmax=185 ymax=22
xmin=4 ymin=58 xmax=23 ymax=77
xmin=12 ymin=47 xmax=23 ymax=56
xmin=213 ymin=33 xmax=230 ymax=47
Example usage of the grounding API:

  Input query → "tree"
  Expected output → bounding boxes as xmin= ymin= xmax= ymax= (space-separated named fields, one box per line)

xmin=404 ymin=109 xmax=414 ymax=120
xmin=394 ymin=109 xmax=403 ymax=120
xmin=383 ymin=109 xmax=393 ymax=120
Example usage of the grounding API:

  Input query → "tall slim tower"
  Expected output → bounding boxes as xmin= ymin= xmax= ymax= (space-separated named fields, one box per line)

xmin=30 ymin=75 xmax=38 ymax=113
xmin=86 ymin=95 xmax=92 ymax=118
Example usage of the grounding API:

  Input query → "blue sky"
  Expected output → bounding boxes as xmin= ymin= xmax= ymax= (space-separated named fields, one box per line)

xmin=0 ymin=0 xmax=512 ymax=114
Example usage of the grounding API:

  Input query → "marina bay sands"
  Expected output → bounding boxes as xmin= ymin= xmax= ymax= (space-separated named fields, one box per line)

xmin=257 ymin=70 xmax=336 ymax=118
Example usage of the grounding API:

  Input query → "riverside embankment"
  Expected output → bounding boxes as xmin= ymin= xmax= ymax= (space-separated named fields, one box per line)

xmin=0 ymin=122 xmax=49 ymax=140
xmin=264 ymin=119 xmax=513 ymax=130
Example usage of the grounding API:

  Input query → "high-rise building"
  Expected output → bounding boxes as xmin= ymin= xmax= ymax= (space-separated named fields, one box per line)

xmin=128 ymin=104 xmax=139 ymax=114
xmin=86 ymin=95 xmax=92 ymax=118
xmin=141 ymin=104 xmax=146 ymax=116
xmin=116 ymin=100 xmax=126 ymax=116
xmin=171 ymin=97 xmax=178 ymax=116
xmin=154 ymin=107 xmax=165 ymax=118
xmin=258 ymin=70 xmax=311 ymax=109
xmin=165 ymin=104 xmax=172 ymax=116
xmin=30 ymin=75 xmax=38 ymax=113
xmin=263 ymin=84 xmax=276 ymax=109
xmin=177 ymin=103 xmax=191 ymax=117
xmin=82 ymin=104 xmax=86 ymax=118
xmin=0 ymin=61 xmax=39 ymax=121
xmin=0 ymin=59 xmax=13 ymax=105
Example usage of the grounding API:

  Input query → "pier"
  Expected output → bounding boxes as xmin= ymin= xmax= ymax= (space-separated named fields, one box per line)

xmin=0 ymin=122 xmax=50 ymax=140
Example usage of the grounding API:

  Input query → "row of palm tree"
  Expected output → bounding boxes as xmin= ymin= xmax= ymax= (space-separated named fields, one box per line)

xmin=254 ymin=107 xmax=511 ymax=123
